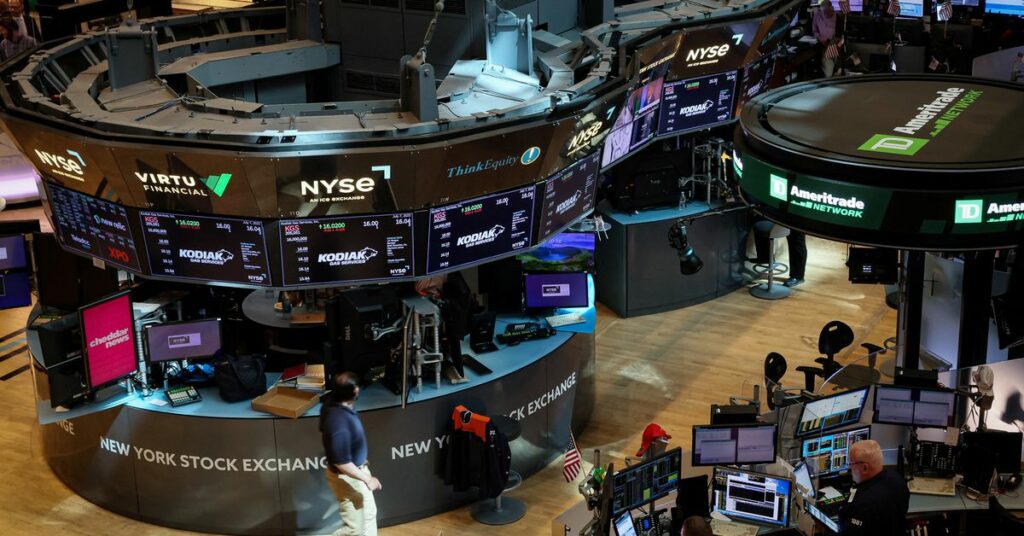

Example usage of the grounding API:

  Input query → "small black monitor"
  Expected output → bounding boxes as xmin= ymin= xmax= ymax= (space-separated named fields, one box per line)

xmin=795 ymin=387 xmax=870 ymax=437
xmin=711 ymin=466 xmax=792 ymax=527
xmin=35 ymin=313 xmax=83 ymax=368
xmin=0 ymin=234 xmax=28 ymax=271
xmin=847 ymin=247 xmax=898 ymax=284
xmin=523 ymin=272 xmax=589 ymax=310
xmin=961 ymin=431 xmax=1023 ymax=474
xmin=145 ymin=319 xmax=222 ymax=363
xmin=46 ymin=355 xmax=87 ymax=409
xmin=872 ymin=385 xmax=957 ymax=429
xmin=675 ymin=474 xmax=710 ymax=519
xmin=691 ymin=423 xmax=778 ymax=466
xmin=611 ymin=448 xmax=682 ymax=517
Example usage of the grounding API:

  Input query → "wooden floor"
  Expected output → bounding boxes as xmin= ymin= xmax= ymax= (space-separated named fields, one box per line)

xmin=0 ymin=206 xmax=896 ymax=535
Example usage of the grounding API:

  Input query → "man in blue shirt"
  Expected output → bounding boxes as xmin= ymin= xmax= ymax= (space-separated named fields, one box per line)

xmin=321 ymin=372 xmax=381 ymax=535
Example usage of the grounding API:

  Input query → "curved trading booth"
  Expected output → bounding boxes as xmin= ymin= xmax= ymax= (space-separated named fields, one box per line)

xmin=0 ymin=0 xmax=812 ymax=533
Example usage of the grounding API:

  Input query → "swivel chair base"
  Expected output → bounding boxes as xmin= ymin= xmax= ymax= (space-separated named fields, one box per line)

xmin=470 ymin=495 xmax=527 ymax=525
xmin=749 ymin=283 xmax=791 ymax=300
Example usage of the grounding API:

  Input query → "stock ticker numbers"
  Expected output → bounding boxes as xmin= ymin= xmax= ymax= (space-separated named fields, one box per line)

xmin=279 ymin=213 xmax=415 ymax=286
xmin=427 ymin=186 xmax=535 ymax=274
xmin=46 ymin=182 xmax=142 ymax=271
xmin=538 ymin=152 xmax=600 ymax=242
xmin=139 ymin=211 xmax=271 ymax=286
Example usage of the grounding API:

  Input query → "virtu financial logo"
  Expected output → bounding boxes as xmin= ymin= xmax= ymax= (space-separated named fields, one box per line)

xmin=136 ymin=172 xmax=232 ymax=197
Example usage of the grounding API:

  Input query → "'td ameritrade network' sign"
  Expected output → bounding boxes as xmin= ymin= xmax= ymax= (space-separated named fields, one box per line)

xmin=857 ymin=87 xmax=983 ymax=158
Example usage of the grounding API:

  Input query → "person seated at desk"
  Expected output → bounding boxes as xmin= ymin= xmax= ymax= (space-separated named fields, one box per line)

xmin=839 ymin=439 xmax=909 ymax=535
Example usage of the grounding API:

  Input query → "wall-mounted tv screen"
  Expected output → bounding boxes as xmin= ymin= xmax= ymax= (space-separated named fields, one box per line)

xmin=45 ymin=182 xmax=142 ymax=272
xmin=658 ymin=71 xmax=739 ymax=137
xmin=601 ymin=77 xmax=664 ymax=169
xmin=426 ymin=186 xmax=535 ymax=274
xmin=537 ymin=151 xmax=600 ymax=242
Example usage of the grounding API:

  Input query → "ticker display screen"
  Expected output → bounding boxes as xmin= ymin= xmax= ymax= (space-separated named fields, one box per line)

xmin=658 ymin=71 xmax=738 ymax=137
xmin=426 ymin=186 xmax=535 ymax=274
xmin=139 ymin=211 xmax=271 ymax=286
xmin=45 ymin=182 xmax=142 ymax=271
xmin=601 ymin=77 xmax=664 ymax=169
xmin=279 ymin=213 xmax=415 ymax=286
xmin=538 ymin=151 xmax=600 ymax=242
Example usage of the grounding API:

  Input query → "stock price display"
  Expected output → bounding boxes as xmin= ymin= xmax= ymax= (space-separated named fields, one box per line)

xmin=139 ymin=212 xmax=271 ymax=286
xmin=45 ymin=182 xmax=142 ymax=271
xmin=279 ymin=213 xmax=415 ymax=286
xmin=658 ymin=70 xmax=738 ymax=136
xmin=427 ymin=186 xmax=535 ymax=274
xmin=538 ymin=152 xmax=600 ymax=241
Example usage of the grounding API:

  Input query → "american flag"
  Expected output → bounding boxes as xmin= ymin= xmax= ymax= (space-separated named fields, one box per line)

xmin=888 ymin=0 xmax=901 ymax=17
xmin=937 ymin=0 xmax=953 ymax=21
xmin=563 ymin=430 xmax=582 ymax=482
xmin=825 ymin=39 xmax=841 ymax=60
xmin=839 ymin=0 xmax=851 ymax=14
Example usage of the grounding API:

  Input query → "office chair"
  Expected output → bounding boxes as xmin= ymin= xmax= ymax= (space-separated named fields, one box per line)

xmin=989 ymin=496 xmax=1024 ymax=531
xmin=763 ymin=352 xmax=816 ymax=409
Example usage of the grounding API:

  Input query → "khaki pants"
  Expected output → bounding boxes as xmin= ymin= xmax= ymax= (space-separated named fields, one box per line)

xmin=325 ymin=465 xmax=377 ymax=536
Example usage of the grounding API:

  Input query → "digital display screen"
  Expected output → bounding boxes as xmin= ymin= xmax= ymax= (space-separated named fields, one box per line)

xmin=0 ymin=272 xmax=31 ymax=309
xmin=986 ymin=0 xmax=1022 ymax=14
xmin=80 ymin=292 xmax=137 ymax=389
xmin=426 ymin=186 xmax=535 ymax=274
xmin=279 ymin=213 xmax=414 ymax=286
xmin=712 ymin=467 xmax=791 ymax=527
xmin=898 ymin=0 xmax=925 ymax=17
xmin=524 ymin=272 xmax=589 ymax=309
xmin=139 ymin=211 xmax=271 ymax=286
xmin=739 ymin=55 xmax=776 ymax=105
xmin=873 ymin=386 xmax=957 ymax=428
xmin=691 ymin=424 xmax=778 ymax=466
xmin=518 ymin=231 xmax=596 ymax=273
xmin=145 ymin=319 xmax=222 ymax=363
xmin=658 ymin=71 xmax=738 ymax=137
xmin=796 ymin=387 xmax=869 ymax=437
xmin=611 ymin=448 xmax=682 ymax=516
xmin=802 ymin=426 xmax=871 ymax=476
xmin=602 ymin=77 xmax=664 ymax=168
xmin=0 ymin=235 xmax=27 ymax=271
xmin=813 ymin=0 xmax=864 ymax=11
xmin=538 ymin=151 xmax=600 ymax=242
xmin=45 ymin=182 xmax=142 ymax=271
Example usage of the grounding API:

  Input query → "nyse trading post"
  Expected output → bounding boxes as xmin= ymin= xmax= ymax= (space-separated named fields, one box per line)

xmin=427 ymin=186 xmax=535 ymax=274
xmin=45 ymin=182 xmax=142 ymax=271
xmin=279 ymin=213 xmax=415 ymax=286
xmin=139 ymin=212 xmax=271 ymax=286
xmin=658 ymin=71 xmax=739 ymax=136
xmin=538 ymin=152 xmax=600 ymax=241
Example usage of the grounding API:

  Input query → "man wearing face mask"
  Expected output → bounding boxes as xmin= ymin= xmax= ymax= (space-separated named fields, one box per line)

xmin=838 ymin=439 xmax=908 ymax=535
xmin=321 ymin=371 xmax=381 ymax=535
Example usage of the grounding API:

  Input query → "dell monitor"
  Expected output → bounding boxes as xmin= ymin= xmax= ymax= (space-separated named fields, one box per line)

xmin=691 ymin=423 xmax=778 ymax=466
xmin=611 ymin=447 xmax=682 ymax=517
xmin=872 ymin=385 xmax=957 ymax=429
xmin=796 ymin=387 xmax=870 ymax=437
xmin=711 ymin=466 xmax=792 ymax=527
xmin=145 ymin=319 xmax=222 ymax=363
xmin=523 ymin=272 xmax=589 ymax=310
xmin=79 ymin=291 xmax=138 ymax=390
xmin=961 ymin=431 xmax=1023 ymax=474
xmin=802 ymin=425 xmax=872 ymax=477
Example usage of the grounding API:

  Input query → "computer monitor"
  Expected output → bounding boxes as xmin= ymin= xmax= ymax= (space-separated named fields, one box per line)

xmin=79 ymin=291 xmax=138 ymax=390
xmin=145 ymin=319 xmax=222 ymax=363
xmin=984 ymin=0 xmax=1015 ymax=13
xmin=0 ymin=234 xmax=28 ymax=271
xmin=33 ymin=232 xmax=120 ymax=311
xmin=0 ymin=272 xmax=31 ymax=309
xmin=35 ymin=313 xmax=84 ymax=368
xmin=872 ymin=385 xmax=957 ymax=429
xmin=711 ymin=466 xmax=792 ymax=527
xmin=804 ymin=500 xmax=840 ymax=533
xmin=518 ymin=231 xmax=596 ymax=273
xmin=795 ymin=387 xmax=870 ymax=437
xmin=614 ymin=511 xmax=638 ymax=536
xmin=691 ymin=423 xmax=778 ymax=466
xmin=675 ymin=474 xmax=711 ymax=519
xmin=898 ymin=0 xmax=924 ymax=17
xmin=812 ymin=0 xmax=863 ymax=11
xmin=802 ymin=425 xmax=872 ymax=477
xmin=46 ymin=355 xmax=87 ymax=409
xmin=961 ymin=431 xmax=1023 ymax=474
xmin=611 ymin=447 xmax=682 ymax=517
xmin=523 ymin=272 xmax=589 ymax=310
xmin=793 ymin=461 xmax=815 ymax=498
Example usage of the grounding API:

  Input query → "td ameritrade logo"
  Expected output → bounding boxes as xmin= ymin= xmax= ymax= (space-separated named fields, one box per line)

xmin=447 ymin=147 xmax=541 ymax=178
xmin=768 ymin=174 xmax=865 ymax=219
xmin=858 ymin=87 xmax=983 ymax=157
xmin=456 ymin=225 xmax=505 ymax=248
xmin=954 ymin=199 xmax=1024 ymax=224
xmin=136 ymin=172 xmax=232 ymax=198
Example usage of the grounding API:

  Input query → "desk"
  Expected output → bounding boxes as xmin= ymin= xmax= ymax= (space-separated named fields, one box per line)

xmin=241 ymin=290 xmax=325 ymax=329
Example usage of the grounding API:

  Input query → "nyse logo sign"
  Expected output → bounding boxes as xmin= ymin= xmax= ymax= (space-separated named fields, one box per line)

xmin=35 ymin=149 xmax=86 ymax=181
xmin=686 ymin=44 xmax=730 ymax=63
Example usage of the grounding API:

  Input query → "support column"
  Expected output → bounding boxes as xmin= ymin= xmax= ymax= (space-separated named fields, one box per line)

xmin=958 ymin=251 xmax=995 ymax=369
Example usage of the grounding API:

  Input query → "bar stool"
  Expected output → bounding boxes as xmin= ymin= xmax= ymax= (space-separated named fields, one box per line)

xmin=470 ymin=415 xmax=526 ymax=525
xmin=750 ymin=221 xmax=791 ymax=300
xmin=401 ymin=296 xmax=444 ymax=392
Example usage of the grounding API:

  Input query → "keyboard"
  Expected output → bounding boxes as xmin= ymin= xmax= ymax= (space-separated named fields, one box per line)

xmin=545 ymin=313 xmax=585 ymax=328
xmin=496 ymin=322 xmax=555 ymax=345
xmin=710 ymin=519 xmax=760 ymax=536
xmin=166 ymin=385 xmax=202 ymax=407
xmin=908 ymin=476 xmax=956 ymax=497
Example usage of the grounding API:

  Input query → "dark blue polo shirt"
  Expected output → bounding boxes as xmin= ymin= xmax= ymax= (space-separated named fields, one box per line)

xmin=319 ymin=403 xmax=368 ymax=467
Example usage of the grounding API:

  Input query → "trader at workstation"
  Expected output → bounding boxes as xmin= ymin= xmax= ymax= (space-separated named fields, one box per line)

xmin=839 ymin=439 xmax=909 ymax=535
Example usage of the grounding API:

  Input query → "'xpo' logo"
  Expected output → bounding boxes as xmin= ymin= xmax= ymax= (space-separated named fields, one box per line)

xmin=769 ymin=175 xmax=788 ymax=202
xmin=858 ymin=134 xmax=929 ymax=156
xmin=954 ymin=199 xmax=983 ymax=224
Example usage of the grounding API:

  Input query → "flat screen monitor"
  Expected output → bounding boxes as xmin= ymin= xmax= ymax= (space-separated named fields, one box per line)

xmin=950 ymin=0 xmax=977 ymax=6
xmin=872 ymin=385 xmax=957 ymax=429
xmin=898 ymin=0 xmax=924 ymax=17
xmin=139 ymin=211 xmax=271 ymax=286
xmin=426 ymin=185 xmax=535 ymax=274
xmin=985 ymin=0 xmax=1023 ymax=14
xmin=805 ymin=500 xmax=840 ymax=533
xmin=711 ymin=466 xmax=792 ymax=527
xmin=657 ymin=71 xmax=738 ymax=137
xmin=796 ymin=387 xmax=869 ymax=437
xmin=611 ymin=447 xmax=682 ymax=517
xmin=46 ymin=355 xmax=87 ymax=409
xmin=524 ymin=272 xmax=589 ymax=309
xmin=0 ymin=272 xmax=31 ymax=309
xmin=279 ymin=213 xmax=415 ymax=286
xmin=614 ymin=512 xmax=637 ymax=536
xmin=961 ymin=431 xmax=1022 ymax=473
xmin=44 ymin=182 xmax=142 ymax=272
xmin=691 ymin=423 xmax=778 ymax=466
xmin=537 ymin=151 xmax=600 ymax=242
xmin=801 ymin=425 xmax=872 ymax=476
xmin=145 ymin=319 xmax=222 ymax=363
xmin=601 ymin=77 xmax=664 ymax=169
xmin=793 ymin=461 xmax=815 ymax=498
xmin=33 ymin=233 xmax=120 ymax=312
xmin=739 ymin=55 xmax=776 ymax=105
xmin=518 ymin=231 xmax=596 ymax=273
xmin=0 ymin=234 xmax=27 ymax=270
xmin=79 ymin=291 xmax=137 ymax=390
xmin=812 ymin=0 xmax=864 ymax=11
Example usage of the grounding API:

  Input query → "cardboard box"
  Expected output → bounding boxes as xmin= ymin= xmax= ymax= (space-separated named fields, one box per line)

xmin=251 ymin=386 xmax=320 ymax=418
